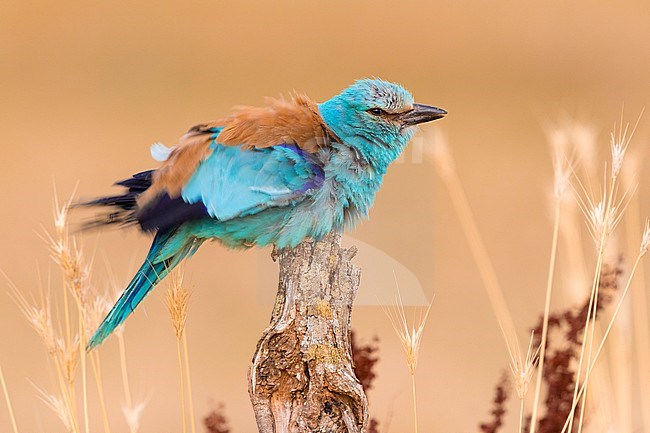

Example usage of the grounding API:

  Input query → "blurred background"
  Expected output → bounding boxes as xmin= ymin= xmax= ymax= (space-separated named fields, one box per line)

xmin=1 ymin=1 xmax=649 ymax=432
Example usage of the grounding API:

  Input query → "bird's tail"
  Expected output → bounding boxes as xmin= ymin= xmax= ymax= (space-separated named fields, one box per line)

xmin=75 ymin=170 xmax=154 ymax=230
xmin=86 ymin=229 xmax=200 ymax=350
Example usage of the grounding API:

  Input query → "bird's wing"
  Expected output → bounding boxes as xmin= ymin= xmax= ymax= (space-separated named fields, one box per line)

xmin=203 ymin=93 xmax=333 ymax=152
xmin=138 ymin=93 xmax=334 ymax=206
xmin=135 ymin=140 xmax=325 ymax=231
xmin=180 ymin=142 xmax=324 ymax=221
xmin=83 ymin=94 xmax=334 ymax=232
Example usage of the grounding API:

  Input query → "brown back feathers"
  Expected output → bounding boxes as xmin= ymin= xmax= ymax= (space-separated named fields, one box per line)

xmin=138 ymin=94 xmax=330 ymax=208
xmin=215 ymin=94 xmax=329 ymax=152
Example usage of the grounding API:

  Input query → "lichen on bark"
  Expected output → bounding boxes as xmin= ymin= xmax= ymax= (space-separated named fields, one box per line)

xmin=248 ymin=233 xmax=368 ymax=433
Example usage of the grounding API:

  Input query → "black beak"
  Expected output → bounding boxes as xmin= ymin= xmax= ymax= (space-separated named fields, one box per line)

xmin=401 ymin=103 xmax=447 ymax=126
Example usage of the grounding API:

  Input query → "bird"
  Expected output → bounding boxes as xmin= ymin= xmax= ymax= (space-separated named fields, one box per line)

xmin=83 ymin=78 xmax=446 ymax=349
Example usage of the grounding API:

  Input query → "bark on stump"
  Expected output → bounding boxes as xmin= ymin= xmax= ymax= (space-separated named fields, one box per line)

xmin=248 ymin=232 xmax=368 ymax=433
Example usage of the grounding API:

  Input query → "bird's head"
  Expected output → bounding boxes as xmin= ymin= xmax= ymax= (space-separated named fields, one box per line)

xmin=318 ymin=79 xmax=446 ymax=170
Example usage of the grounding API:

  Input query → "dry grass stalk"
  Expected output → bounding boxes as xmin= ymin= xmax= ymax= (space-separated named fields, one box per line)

xmin=182 ymin=333 xmax=197 ymax=433
xmin=115 ymin=332 xmax=133 ymax=416
xmin=115 ymin=321 xmax=147 ymax=433
xmin=8 ymin=275 xmax=80 ymax=433
xmin=503 ymin=331 xmax=540 ymax=433
xmin=381 ymin=284 xmax=432 ymax=433
xmin=107 ymin=269 xmax=141 ymax=432
xmin=427 ymin=128 xmax=519 ymax=355
xmin=10 ymin=193 xmax=127 ymax=433
xmin=476 ymin=117 xmax=643 ymax=433
xmin=47 ymin=194 xmax=94 ymax=433
xmin=7 ymin=279 xmax=57 ymax=354
xmin=522 ymin=260 xmax=621 ymax=433
xmin=618 ymin=158 xmax=646 ymax=431
xmin=165 ymin=267 xmax=193 ymax=433
xmin=529 ymin=129 xmax=571 ymax=433
xmin=88 ymin=351 xmax=112 ymax=433
xmin=83 ymin=294 xmax=113 ymax=433
xmin=559 ymin=224 xmax=648 ymax=433
xmin=115 ymin=332 xmax=136 ymax=419
xmin=0 ymin=366 xmax=19 ymax=433
xmin=33 ymin=383 xmax=75 ymax=433
xmin=569 ymin=118 xmax=640 ymax=433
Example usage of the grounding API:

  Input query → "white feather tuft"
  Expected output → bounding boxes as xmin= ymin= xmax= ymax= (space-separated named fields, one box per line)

xmin=150 ymin=142 xmax=173 ymax=162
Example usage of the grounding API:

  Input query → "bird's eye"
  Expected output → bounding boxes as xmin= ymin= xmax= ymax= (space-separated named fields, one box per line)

xmin=368 ymin=108 xmax=386 ymax=116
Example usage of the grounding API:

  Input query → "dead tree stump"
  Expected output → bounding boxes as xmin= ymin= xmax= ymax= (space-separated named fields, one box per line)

xmin=248 ymin=232 xmax=368 ymax=433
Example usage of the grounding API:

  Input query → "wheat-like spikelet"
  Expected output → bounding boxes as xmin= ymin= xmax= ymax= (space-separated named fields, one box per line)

xmin=503 ymin=330 xmax=540 ymax=433
xmin=83 ymin=294 xmax=111 ymax=340
xmin=32 ymin=383 xmax=75 ymax=433
xmin=505 ymin=331 xmax=540 ymax=400
xmin=381 ymin=281 xmax=432 ymax=433
xmin=7 ymin=271 xmax=81 ymax=432
xmin=529 ymin=124 xmax=574 ymax=433
xmin=382 ymin=293 xmax=432 ymax=376
xmin=122 ymin=398 xmax=149 ymax=433
xmin=166 ymin=268 xmax=191 ymax=340
xmin=56 ymin=335 xmax=80 ymax=387
xmin=610 ymin=109 xmax=643 ymax=181
xmin=166 ymin=267 xmax=193 ymax=433
xmin=638 ymin=221 xmax=650 ymax=256
xmin=8 ymin=281 xmax=57 ymax=354
xmin=47 ymin=195 xmax=92 ymax=308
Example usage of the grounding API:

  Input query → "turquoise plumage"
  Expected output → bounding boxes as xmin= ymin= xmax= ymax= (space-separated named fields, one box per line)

xmin=84 ymin=79 xmax=446 ymax=349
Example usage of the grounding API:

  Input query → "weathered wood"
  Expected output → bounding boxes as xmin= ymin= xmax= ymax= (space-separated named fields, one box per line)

xmin=248 ymin=232 xmax=367 ymax=433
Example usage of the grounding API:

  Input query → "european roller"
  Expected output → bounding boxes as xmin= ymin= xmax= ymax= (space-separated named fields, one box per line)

xmin=84 ymin=79 xmax=446 ymax=349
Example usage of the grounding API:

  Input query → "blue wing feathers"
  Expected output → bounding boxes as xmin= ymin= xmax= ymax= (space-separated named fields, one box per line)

xmin=87 ymin=142 xmax=324 ymax=348
xmin=181 ymin=143 xmax=322 ymax=221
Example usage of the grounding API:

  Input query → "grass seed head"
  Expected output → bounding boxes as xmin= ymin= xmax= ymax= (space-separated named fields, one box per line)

xmin=9 ymin=283 xmax=57 ymax=354
xmin=641 ymin=219 xmax=650 ymax=257
xmin=53 ymin=193 xmax=73 ymax=239
xmin=165 ymin=267 xmax=191 ymax=340
xmin=609 ymin=110 xmax=643 ymax=180
xmin=33 ymin=385 xmax=74 ymax=432
xmin=577 ymin=185 xmax=628 ymax=247
xmin=382 ymin=290 xmax=433 ymax=376
xmin=56 ymin=335 xmax=80 ymax=386
xmin=610 ymin=132 xmax=628 ymax=180
xmin=44 ymin=210 xmax=92 ymax=308
xmin=83 ymin=294 xmax=112 ymax=337
xmin=504 ymin=331 xmax=540 ymax=399
xmin=122 ymin=398 xmax=149 ymax=433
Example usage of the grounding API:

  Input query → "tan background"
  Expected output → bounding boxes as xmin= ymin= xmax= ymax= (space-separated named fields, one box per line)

xmin=1 ymin=1 xmax=649 ymax=432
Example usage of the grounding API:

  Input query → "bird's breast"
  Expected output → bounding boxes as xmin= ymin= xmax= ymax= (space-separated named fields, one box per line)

xmin=303 ymin=146 xmax=384 ymax=231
